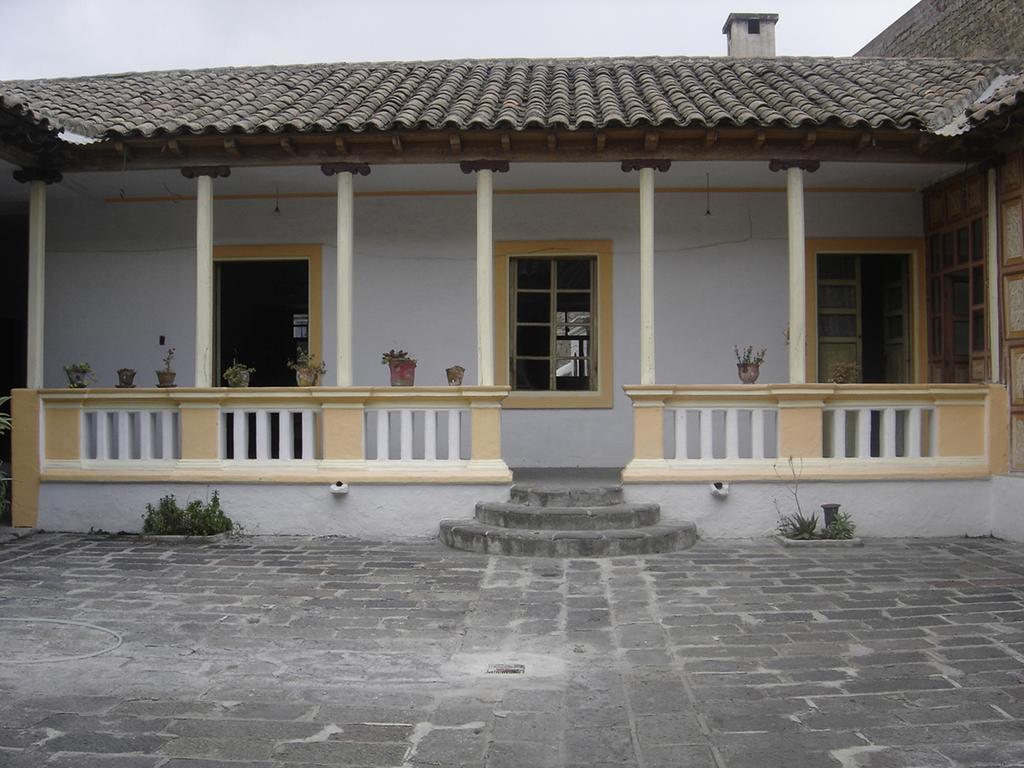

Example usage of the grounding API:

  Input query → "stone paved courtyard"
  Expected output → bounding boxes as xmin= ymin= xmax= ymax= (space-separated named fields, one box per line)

xmin=2 ymin=534 xmax=1024 ymax=767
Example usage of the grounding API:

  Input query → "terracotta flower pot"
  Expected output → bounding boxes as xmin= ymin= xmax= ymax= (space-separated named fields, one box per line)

xmin=388 ymin=359 xmax=417 ymax=386
xmin=295 ymin=368 xmax=319 ymax=387
xmin=736 ymin=363 xmax=760 ymax=384
xmin=445 ymin=365 xmax=465 ymax=386
xmin=116 ymin=368 xmax=137 ymax=388
xmin=156 ymin=370 xmax=176 ymax=388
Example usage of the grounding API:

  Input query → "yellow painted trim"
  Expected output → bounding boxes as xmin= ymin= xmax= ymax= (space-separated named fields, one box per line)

xmin=321 ymin=407 xmax=365 ymax=461
xmin=805 ymin=238 xmax=927 ymax=384
xmin=937 ymin=400 xmax=987 ymax=457
xmin=213 ymin=244 xmax=323 ymax=375
xmin=988 ymin=383 xmax=1010 ymax=474
xmin=470 ymin=405 xmax=503 ymax=461
xmin=44 ymin=407 xmax=81 ymax=461
xmin=11 ymin=390 xmax=40 ymax=527
xmin=104 ymin=186 xmax=919 ymax=204
xmin=633 ymin=403 xmax=666 ymax=460
xmin=622 ymin=457 xmax=992 ymax=483
xmin=494 ymin=239 xmax=614 ymax=409
xmin=777 ymin=406 xmax=824 ymax=459
xmin=179 ymin=406 xmax=220 ymax=461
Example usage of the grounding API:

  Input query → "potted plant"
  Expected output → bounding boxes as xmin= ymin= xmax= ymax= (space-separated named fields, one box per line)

xmin=382 ymin=349 xmax=417 ymax=386
xmin=63 ymin=362 xmax=95 ymax=388
xmin=157 ymin=347 xmax=176 ymax=387
xmin=288 ymin=346 xmax=326 ymax=386
xmin=222 ymin=359 xmax=255 ymax=388
xmin=445 ymin=364 xmax=465 ymax=386
xmin=734 ymin=344 xmax=766 ymax=384
xmin=116 ymin=368 xmax=137 ymax=388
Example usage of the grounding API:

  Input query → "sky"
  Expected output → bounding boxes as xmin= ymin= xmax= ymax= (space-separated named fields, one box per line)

xmin=0 ymin=0 xmax=921 ymax=80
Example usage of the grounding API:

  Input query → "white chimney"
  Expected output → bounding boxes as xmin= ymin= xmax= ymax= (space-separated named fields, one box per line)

xmin=723 ymin=12 xmax=779 ymax=57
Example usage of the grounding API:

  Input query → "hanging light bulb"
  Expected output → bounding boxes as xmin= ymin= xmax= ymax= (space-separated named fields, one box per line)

xmin=704 ymin=172 xmax=712 ymax=216
xmin=273 ymin=185 xmax=281 ymax=214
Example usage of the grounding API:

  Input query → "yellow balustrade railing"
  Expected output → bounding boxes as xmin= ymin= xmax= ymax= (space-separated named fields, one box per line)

xmin=622 ymin=383 xmax=1008 ymax=482
xmin=11 ymin=386 xmax=511 ymax=527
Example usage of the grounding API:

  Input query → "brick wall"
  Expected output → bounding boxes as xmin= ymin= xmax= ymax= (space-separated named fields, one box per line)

xmin=857 ymin=0 xmax=1024 ymax=58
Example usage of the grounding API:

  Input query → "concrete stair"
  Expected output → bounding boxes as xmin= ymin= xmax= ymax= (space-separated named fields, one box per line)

xmin=439 ymin=485 xmax=698 ymax=557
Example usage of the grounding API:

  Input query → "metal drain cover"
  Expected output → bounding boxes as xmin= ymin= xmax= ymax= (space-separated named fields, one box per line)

xmin=486 ymin=663 xmax=526 ymax=675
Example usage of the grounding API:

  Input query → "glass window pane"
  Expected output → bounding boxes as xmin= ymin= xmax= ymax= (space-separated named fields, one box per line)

xmin=817 ymin=255 xmax=857 ymax=280
xmin=929 ymin=279 xmax=940 ymax=311
xmin=957 ymin=227 xmax=969 ymax=264
xmin=931 ymin=317 xmax=942 ymax=356
xmin=557 ymin=259 xmax=591 ymax=289
xmin=929 ymin=236 xmax=940 ymax=273
xmin=954 ymin=320 xmax=969 ymax=356
xmin=943 ymin=233 xmax=954 ymax=268
xmin=972 ymin=266 xmax=984 ymax=305
xmin=819 ymin=315 xmax=857 ymax=337
xmin=886 ymin=316 xmax=903 ymax=340
xmin=516 ymin=292 xmax=549 ymax=323
xmin=556 ymin=292 xmax=590 ymax=312
xmin=556 ymin=338 xmax=589 ymax=357
xmin=515 ymin=359 xmax=550 ymax=390
xmin=515 ymin=259 xmax=550 ymax=289
xmin=885 ymin=286 xmax=903 ymax=312
xmin=972 ymin=310 xmax=985 ymax=351
xmin=953 ymin=276 xmax=969 ymax=314
xmin=819 ymin=285 xmax=856 ymax=309
xmin=516 ymin=325 xmax=550 ymax=356
xmin=971 ymin=219 xmax=984 ymax=262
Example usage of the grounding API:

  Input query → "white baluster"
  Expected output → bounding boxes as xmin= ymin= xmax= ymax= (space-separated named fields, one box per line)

xmin=447 ymin=409 xmax=461 ymax=461
xmin=232 ymin=409 xmax=247 ymax=460
xmin=255 ymin=410 xmax=271 ymax=460
xmin=301 ymin=410 xmax=315 ymax=460
xmin=279 ymin=410 xmax=294 ymax=460
xmin=424 ymin=410 xmax=438 ymax=460
xmin=139 ymin=411 xmax=153 ymax=460
xmin=908 ymin=407 xmax=922 ymax=459
xmin=699 ymin=408 xmax=713 ymax=460
xmin=856 ymin=408 xmax=872 ymax=458
xmin=116 ymin=412 xmax=131 ymax=460
xmin=751 ymin=409 xmax=765 ymax=459
xmin=161 ymin=411 xmax=175 ymax=459
xmin=674 ymin=409 xmax=687 ymax=460
xmin=400 ymin=409 xmax=413 ymax=461
xmin=376 ymin=410 xmax=390 ymax=461
xmin=883 ymin=407 xmax=897 ymax=458
xmin=96 ymin=412 xmax=110 ymax=460
xmin=831 ymin=409 xmax=846 ymax=459
xmin=725 ymin=409 xmax=739 ymax=460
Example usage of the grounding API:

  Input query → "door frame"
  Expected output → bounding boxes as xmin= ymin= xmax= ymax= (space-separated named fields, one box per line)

xmin=805 ymin=238 xmax=926 ymax=384
xmin=213 ymin=244 xmax=323 ymax=384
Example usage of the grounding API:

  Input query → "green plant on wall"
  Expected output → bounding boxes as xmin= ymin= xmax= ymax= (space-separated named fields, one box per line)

xmin=142 ymin=491 xmax=234 ymax=536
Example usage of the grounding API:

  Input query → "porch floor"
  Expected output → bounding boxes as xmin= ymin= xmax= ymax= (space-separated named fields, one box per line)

xmin=1 ymin=533 xmax=1022 ymax=767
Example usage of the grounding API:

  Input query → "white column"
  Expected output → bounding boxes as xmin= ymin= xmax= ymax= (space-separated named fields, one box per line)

xmin=476 ymin=169 xmax=495 ymax=386
xmin=26 ymin=180 xmax=46 ymax=388
xmin=987 ymin=168 xmax=1001 ymax=382
xmin=336 ymin=171 xmax=354 ymax=386
xmin=640 ymin=167 xmax=656 ymax=385
xmin=195 ymin=175 xmax=214 ymax=387
xmin=786 ymin=167 xmax=807 ymax=384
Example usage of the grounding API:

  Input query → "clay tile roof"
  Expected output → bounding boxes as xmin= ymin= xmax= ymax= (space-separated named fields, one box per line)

xmin=0 ymin=56 xmax=1009 ymax=140
xmin=968 ymin=72 xmax=1024 ymax=123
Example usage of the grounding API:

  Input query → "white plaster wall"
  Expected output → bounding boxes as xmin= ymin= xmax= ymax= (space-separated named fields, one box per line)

xmin=991 ymin=474 xmax=1024 ymax=541
xmin=43 ymin=168 xmax=923 ymax=466
xmin=37 ymin=482 xmax=508 ymax=538
xmin=624 ymin=479 xmax=995 ymax=539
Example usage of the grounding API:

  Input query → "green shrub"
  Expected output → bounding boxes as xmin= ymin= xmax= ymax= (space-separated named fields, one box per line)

xmin=776 ymin=510 xmax=819 ymax=540
xmin=823 ymin=511 xmax=857 ymax=540
xmin=142 ymin=491 xmax=233 ymax=536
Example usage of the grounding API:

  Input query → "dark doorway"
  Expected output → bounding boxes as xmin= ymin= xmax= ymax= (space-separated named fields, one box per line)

xmin=817 ymin=253 xmax=910 ymax=384
xmin=0 ymin=215 xmax=28 ymax=472
xmin=216 ymin=260 xmax=309 ymax=387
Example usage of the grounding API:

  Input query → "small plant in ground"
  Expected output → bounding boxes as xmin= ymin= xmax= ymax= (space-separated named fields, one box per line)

xmin=777 ymin=509 xmax=820 ymax=539
xmin=142 ymin=491 xmax=234 ymax=536
xmin=823 ymin=510 xmax=857 ymax=540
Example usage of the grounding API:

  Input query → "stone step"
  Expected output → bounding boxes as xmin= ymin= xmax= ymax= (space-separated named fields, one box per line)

xmin=439 ymin=520 xmax=698 ymax=558
xmin=509 ymin=485 xmax=624 ymax=507
xmin=475 ymin=501 xmax=661 ymax=530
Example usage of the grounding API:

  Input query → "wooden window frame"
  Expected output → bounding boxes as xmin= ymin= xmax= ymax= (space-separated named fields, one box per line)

xmin=494 ymin=240 xmax=613 ymax=409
